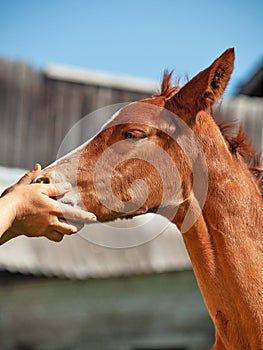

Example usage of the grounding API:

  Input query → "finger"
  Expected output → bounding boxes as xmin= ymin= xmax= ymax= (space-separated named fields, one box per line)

xmin=56 ymin=202 xmax=97 ymax=223
xmin=18 ymin=164 xmax=42 ymax=185
xmin=45 ymin=231 xmax=64 ymax=242
xmin=53 ymin=219 xmax=78 ymax=235
xmin=59 ymin=218 xmax=85 ymax=232
xmin=40 ymin=183 xmax=72 ymax=197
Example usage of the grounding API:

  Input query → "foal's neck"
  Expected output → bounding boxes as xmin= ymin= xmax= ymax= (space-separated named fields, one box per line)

xmin=176 ymin=114 xmax=263 ymax=349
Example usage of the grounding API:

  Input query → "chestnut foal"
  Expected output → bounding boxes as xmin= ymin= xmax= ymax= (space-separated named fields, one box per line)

xmin=38 ymin=49 xmax=263 ymax=349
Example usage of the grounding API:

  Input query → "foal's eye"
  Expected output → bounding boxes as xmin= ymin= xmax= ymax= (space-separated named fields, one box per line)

xmin=123 ymin=130 xmax=147 ymax=140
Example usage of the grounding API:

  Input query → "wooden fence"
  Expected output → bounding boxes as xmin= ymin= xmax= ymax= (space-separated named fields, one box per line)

xmin=0 ymin=58 xmax=156 ymax=169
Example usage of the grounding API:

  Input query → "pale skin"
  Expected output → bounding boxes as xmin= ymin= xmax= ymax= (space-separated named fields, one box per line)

xmin=0 ymin=164 xmax=96 ymax=245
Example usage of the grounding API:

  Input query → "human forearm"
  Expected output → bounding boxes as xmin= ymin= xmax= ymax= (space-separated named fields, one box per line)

xmin=0 ymin=194 xmax=17 ymax=236
xmin=0 ymin=194 xmax=20 ymax=244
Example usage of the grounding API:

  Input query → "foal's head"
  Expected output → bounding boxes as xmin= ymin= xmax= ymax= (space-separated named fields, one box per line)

xmin=37 ymin=49 xmax=235 ymax=226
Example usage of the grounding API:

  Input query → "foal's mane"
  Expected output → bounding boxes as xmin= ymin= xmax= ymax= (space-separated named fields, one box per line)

xmin=158 ymin=71 xmax=263 ymax=195
xmin=159 ymin=70 xmax=180 ymax=98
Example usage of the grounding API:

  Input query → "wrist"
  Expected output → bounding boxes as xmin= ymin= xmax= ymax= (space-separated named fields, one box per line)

xmin=1 ymin=191 xmax=20 ymax=227
xmin=0 ymin=190 xmax=22 ymax=242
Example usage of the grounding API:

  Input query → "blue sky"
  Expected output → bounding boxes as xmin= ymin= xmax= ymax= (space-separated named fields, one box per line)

xmin=0 ymin=0 xmax=262 ymax=95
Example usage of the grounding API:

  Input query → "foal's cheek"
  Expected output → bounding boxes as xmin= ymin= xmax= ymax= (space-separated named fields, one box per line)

xmin=109 ymin=142 xmax=134 ymax=154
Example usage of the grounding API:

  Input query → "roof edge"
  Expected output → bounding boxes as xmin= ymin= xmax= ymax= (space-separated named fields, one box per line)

xmin=44 ymin=64 xmax=159 ymax=94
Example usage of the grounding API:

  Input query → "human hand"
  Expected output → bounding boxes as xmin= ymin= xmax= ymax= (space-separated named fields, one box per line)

xmin=1 ymin=164 xmax=96 ymax=243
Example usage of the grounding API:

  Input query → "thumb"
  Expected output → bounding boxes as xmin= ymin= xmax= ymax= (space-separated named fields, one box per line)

xmin=18 ymin=163 xmax=42 ymax=185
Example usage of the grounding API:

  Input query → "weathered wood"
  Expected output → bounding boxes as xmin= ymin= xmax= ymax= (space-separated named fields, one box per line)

xmin=0 ymin=59 xmax=152 ymax=169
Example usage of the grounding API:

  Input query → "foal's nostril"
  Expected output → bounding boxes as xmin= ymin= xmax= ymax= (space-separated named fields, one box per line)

xmin=35 ymin=176 xmax=51 ymax=184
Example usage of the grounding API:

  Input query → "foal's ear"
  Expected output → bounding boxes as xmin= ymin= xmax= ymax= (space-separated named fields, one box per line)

xmin=166 ymin=48 xmax=235 ymax=117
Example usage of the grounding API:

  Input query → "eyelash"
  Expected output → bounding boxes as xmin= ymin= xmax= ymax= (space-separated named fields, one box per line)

xmin=123 ymin=131 xmax=147 ymax=140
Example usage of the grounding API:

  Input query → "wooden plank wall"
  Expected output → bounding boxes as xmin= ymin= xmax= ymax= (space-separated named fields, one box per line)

xmin=0 ymin=58 xmax=151 ymax=169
